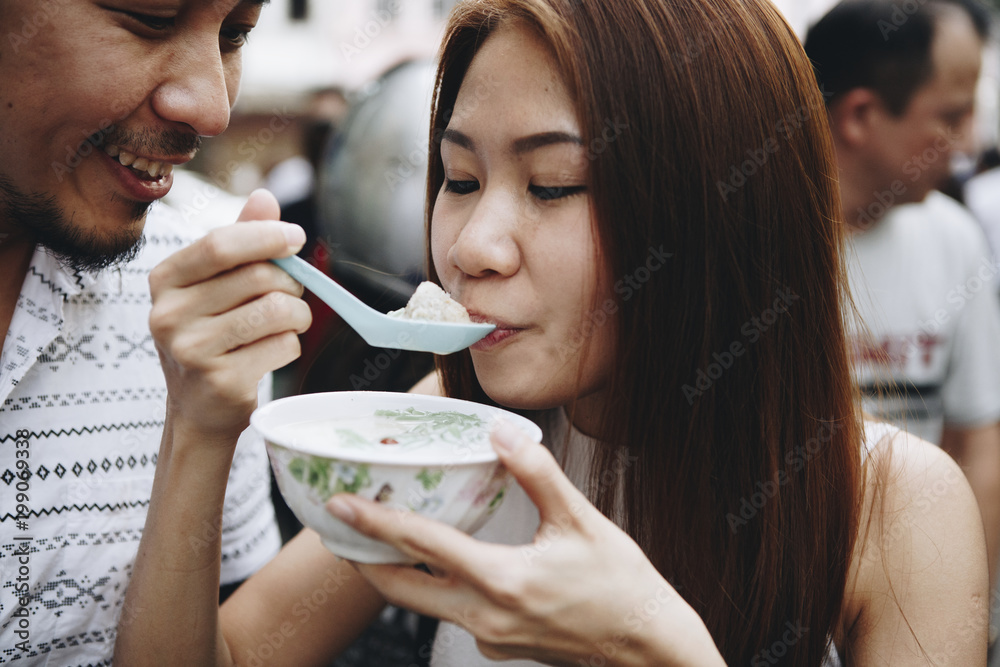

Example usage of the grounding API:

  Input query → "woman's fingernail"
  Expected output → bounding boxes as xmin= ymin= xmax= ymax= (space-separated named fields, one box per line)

xmin=284 ymin=224 xmax=306 ymax=250
xmin=328 ymin=497 xmax=357 ymax=524
xmin=492 ymin=420 xmax=524 ymax=455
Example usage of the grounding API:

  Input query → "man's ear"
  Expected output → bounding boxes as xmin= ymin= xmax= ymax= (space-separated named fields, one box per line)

xmin=828 ymin=88 xmax=884 ymax=148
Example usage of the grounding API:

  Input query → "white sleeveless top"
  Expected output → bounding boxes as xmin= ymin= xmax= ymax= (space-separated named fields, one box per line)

xmin=429 ymin=412 xmax=897 ymax=666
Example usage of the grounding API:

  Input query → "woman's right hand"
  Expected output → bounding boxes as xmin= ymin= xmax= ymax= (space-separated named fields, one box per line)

xmin=148 ymin=189 xmax=312 ymax=442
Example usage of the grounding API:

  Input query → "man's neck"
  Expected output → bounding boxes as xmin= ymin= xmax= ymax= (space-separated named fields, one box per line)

xmin=837 ymin=161 xmax=890 ymax=235
xmin=0 ymin=227 xmax=37 ymax=347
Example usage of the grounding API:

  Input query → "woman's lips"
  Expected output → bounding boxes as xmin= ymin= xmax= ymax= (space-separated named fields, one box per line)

xmin=471 ymin=327 xmax=522 ymax=351
xmin=468 ymin=312 xmax=524 ymax=351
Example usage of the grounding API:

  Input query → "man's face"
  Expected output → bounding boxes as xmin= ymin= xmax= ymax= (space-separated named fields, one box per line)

xmin=0 ymin=0 xmax=264 ymax=270
xmin=868 ymin=8 xmax=983 ymax=205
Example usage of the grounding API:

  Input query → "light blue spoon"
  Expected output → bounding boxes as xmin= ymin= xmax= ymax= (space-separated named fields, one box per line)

xmin=272 ymin=255 xmax=494 ymax=355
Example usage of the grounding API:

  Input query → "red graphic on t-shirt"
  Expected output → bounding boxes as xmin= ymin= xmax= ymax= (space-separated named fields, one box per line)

xmin=851 ymin=333 xmax=943 ymax=370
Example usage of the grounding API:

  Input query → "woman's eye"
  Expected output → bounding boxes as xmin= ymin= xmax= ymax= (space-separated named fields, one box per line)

xmin=445 ymin=179 xmax=480 ymax=195
xmin=530 ymin=185 xmax=587 ymax=201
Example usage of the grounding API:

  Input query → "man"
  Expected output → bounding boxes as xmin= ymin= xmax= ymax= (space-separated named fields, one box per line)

xmin=805 ymin=0 xmax=1000 ymax=588
xmin=0 ymin=2 xmax=285 ymax=663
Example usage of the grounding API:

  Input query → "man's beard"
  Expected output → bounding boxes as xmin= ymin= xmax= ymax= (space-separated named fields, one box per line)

xmin=0 ymin=175 xmax=149 ymax=273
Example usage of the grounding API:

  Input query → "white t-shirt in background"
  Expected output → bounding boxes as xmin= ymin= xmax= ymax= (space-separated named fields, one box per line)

xmin=846 ymin=191 xmax=1000 ymax=444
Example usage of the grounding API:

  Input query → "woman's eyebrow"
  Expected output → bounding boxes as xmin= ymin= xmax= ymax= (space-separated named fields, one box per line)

xmin=440 ymin=129 xmax=584 ymax=155
xmin=511 ymin=131 xmax=584 ymax=154
xmin=441 ymin=128 xmax=476 ymax=151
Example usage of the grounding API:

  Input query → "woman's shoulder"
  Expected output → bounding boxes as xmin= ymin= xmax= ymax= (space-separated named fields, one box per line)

xmin=408 ymin=371 xmax=444 ymax=396
xmin=837 ymin=424 xmax=988 ymax=662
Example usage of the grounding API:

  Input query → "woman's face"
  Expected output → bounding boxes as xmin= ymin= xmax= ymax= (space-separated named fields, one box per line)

xmin=431 ymin=24 xmax=616 ymax=426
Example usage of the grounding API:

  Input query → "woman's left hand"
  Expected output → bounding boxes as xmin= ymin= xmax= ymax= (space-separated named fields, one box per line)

xmin=326 ymin=422 xmax=724 ymax=666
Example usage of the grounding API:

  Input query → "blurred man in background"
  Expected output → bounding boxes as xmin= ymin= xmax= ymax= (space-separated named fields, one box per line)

xmin=805 ymin=0 xmax=1000 ymax=590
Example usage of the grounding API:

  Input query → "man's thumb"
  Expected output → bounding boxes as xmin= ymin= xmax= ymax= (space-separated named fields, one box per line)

xmin=237 ymin=188 xmax=282 ymax=223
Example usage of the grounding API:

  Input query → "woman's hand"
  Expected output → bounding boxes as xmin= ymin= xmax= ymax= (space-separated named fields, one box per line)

xmin=148 ymin=189 xmax=312 ymax=441
xmin=327 ymin=422 xmax=725 ymax=666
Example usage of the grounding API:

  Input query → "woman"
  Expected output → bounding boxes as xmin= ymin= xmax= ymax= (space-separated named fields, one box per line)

xmin=115 ymin=0 xmax=987 ymax=664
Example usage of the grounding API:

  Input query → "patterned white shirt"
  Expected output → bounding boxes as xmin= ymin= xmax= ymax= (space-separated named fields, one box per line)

xmin=0 ymin=202 xmax=281 ymax=666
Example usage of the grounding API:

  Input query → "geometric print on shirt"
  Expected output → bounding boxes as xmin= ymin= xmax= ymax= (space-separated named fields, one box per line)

xmin=0 ymin=202 xmax=280 ymax=666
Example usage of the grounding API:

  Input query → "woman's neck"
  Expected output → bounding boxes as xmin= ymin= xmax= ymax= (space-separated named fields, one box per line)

xmin=565 ymin=389 xmax=607 ymax=439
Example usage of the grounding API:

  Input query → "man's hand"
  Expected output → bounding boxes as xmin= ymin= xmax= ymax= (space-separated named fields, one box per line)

xmin=148 ymin=189 xmax=312 ymax=441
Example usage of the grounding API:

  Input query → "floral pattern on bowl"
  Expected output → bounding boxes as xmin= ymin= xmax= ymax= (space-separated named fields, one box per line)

xmin=253 ymin=391 xmax=542 ymax=564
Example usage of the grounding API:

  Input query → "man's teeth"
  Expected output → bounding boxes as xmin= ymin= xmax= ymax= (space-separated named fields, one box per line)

xmin=103 ymin=143 xmax=172 ymax=179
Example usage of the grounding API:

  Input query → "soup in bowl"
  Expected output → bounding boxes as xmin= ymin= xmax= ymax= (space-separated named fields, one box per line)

xmin=251 ymin=391 xmax=542 ymax=563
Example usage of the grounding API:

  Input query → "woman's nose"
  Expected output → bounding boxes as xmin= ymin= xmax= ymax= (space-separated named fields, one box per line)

xmin=447 ymin=189 xmax=521 ymax=278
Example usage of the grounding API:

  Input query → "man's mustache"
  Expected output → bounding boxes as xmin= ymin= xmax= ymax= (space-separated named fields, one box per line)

xmin=92 ymin=125 xmax=203 ymax=157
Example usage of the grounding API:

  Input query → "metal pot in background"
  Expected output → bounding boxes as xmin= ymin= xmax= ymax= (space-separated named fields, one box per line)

xmin=318 ymin=59 xmax=438 ymax=308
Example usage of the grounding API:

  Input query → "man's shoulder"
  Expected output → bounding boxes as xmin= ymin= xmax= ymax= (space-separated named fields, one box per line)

xmin=896 ymin=191 xmax=989 ymax=250
xmin=868 ymin=191 xmax=994 ymax=273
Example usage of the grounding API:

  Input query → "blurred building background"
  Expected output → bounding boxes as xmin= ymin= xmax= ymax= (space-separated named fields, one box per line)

xmin=241 ymin=0 xmax=458 ymax=101
xmin=186 ymin=0 xmax=459 ymax=193
xmin=186 ymin=0 xmax=1000 ymax=199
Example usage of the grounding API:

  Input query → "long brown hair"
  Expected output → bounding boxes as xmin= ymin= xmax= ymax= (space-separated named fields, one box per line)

xmin=426 ymin=1 xmax=863 ymax=664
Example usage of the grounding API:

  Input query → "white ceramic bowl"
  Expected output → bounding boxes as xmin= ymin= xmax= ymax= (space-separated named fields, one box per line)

xmin=251 ymin=391 xmax=542 ymax=564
